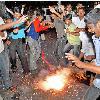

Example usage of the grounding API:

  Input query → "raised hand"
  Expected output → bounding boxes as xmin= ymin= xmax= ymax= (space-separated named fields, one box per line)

xmin=65 ymin=53 xmax=83 ymax=68
xmin=49 ymin=6 xmax=56 ymax=13
xmin=18 ymin=15 xmax=28 ymax=23
xmin=60 ymin=5 xmax=65 ymax=11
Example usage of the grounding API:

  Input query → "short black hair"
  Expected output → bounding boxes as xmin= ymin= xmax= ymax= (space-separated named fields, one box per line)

xmin=14 ymin=6 xmax=21 ymax=13
xmin=77 ymin=7 xmax=85 ymax=12
xmin=63 ymin=14 xmax=72 ymax=21
xmin=36 ymin=9 xmax=44 ymax=17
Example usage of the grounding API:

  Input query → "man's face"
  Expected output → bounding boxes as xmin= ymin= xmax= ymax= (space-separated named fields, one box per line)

xmin=6 ymin=18 xmax=13 ymax=23
xmin=87 ymin=23 xmax=95 ymax=33
xmin=66 ymin=4 xmax=72 ymax=12
xmin=87 ymin=21 xmax=100 ymax=36
xmin=77 ymin=9 xmax=85 ymax=18
xmin=65 ymin=19 xmax=71 ymax=25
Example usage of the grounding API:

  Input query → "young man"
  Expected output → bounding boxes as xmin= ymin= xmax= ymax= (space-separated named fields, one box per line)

xmin=50 ymin=10 xmax=66 ymax=67
xmin=72 ymin=7 xmax=86 ymax=39
xmin=0 ymin=10 xmax=27 ymax=91
xmin=27 ymin=11 xmax=49 ymax=74
xmin=8 ymin=7 xmax=30 ymax=74
xmin=63 ymin=14 xmax=80 ymax=57
xmin=65 ymin=4 xmax=75 ymax=17
xmin=0 ymin=17 xmax=11 ymax=90
xmin=65 ymin=8 xmax=100 ymax=100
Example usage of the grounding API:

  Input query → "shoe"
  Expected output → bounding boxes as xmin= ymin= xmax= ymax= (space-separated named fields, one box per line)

xmin=2 ymin=85 xmax=17 ymax=92
xmin=11 ymin=66 xmax=17 ymax=73
xmin=11 ymin=92 xmax=20 ymax=100
xmin=30 ymin=69 xmax=40 ymax=76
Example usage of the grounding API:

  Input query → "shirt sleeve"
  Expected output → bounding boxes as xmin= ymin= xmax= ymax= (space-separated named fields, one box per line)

xmin=0 ymin=17 xmax=7 ymax=39
xmin=33 ymin=19 xmax=48 ymax=33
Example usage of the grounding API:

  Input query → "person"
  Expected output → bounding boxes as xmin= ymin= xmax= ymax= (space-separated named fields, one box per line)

xmin=64 ymin=4 xmax=76 ymax=17
xmin=0 ymin=14 xmax=27 ymax=90
xmin=75 ymin=7 xmax=95 ymax=79
xmin=63 ymin=14 xmax=80 ymax=58
xmin=0 ymin=4 xmax=28 ymax=94
xmin=75 ymin=3 xmax=85 ymax=14
xmin=65 ymin=7 xmax=100 ymax=100
xmin=8 ymin=7 xmax=30 ymax=74
xmin=27 ymin=10 xmax=50 ymax=74
xmin=0 ymin=17 xmax=11 ymax=90
xmin=50 ymin=12 xmax=66 ymax=66
xmin=72 ymin=7 xmax=86 ymax=39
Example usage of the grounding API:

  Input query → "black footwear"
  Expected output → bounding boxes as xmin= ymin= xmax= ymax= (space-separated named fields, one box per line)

xmin=31 ymin=69 xmax=40 ymax=76
xmin=11 ymin=66 xmax=17 ymax=73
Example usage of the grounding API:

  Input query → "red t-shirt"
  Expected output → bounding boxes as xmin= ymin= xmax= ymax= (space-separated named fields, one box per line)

xmin=33 ymin=18 xmax=48 ymax=33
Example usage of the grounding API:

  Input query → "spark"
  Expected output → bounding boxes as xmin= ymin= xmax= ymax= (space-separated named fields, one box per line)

xmin=37 ymin=68 xmax=72 ymax=91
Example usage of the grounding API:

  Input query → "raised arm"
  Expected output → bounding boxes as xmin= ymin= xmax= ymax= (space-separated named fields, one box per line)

xmin=65 ymin=53 xmax=100 ymax=74
xmin=49 ymin=6 xmax=63 ymax=19
xmin=0 ymin=16 xmax=27 ymax=31
xmin=6 ymin=7 xmax=14 ymax=16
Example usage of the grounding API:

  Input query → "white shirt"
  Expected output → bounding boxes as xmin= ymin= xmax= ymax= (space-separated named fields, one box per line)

xmin=72 ymin=16 xmax=86 ymax=28
xmin=80 ymin=32 xmax=94 ymax=56
xmin=72 ymin=16 xmax=86 ymax=43
xmin=93 ymin=37 xmax=100 ymax=89
xmin=0 ymin=17 xmax=7 ymax=53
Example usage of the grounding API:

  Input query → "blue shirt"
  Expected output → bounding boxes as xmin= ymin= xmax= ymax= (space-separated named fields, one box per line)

xmin=92 ymin=35 xmax=100 ymax=89
xmin=92 ymin=35 xmax=100 ymax=66
xmin=27 ymin=23 xmax=39 ymax=40
xmin=9 ymin=18 xmax=25 ymax=39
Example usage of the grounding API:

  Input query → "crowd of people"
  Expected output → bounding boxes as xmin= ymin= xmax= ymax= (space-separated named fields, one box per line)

xmin=0 ymin=2 xmax=100 ymax=100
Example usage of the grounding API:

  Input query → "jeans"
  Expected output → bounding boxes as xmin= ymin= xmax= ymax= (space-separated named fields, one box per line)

xmin=27 ymin=37 xmax=41 ymax=71
xmin=55 ymin=37 xmax=66 ymax=64
xmin=82 ymin=84 xmax=100 ymax=100
xmin=9 ymin=39 xmax=29 ymax=74
xmin=63 ymin=42 xmax=80 ymax=57
xmin=63 ymin=42 xmax=80 ymax=65
xmin=0 ymin=50 xmax=11 ymax=89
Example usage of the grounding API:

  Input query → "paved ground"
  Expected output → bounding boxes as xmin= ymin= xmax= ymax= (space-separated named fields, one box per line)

xmin=0 ymin=28 xmax=89 ymax=100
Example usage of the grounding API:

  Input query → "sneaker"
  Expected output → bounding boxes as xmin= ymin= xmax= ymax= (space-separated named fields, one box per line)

xmin=11 ymin=66 xmax=17 ymax=73
xmin=30 ymin=69 xmax=40 ymax=76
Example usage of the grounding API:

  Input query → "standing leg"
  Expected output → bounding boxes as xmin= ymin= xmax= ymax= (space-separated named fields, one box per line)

xmin=27 ymin=37 xmax=39 ymax=72
xmin=0 ymin=51 xmax=11 ymax=89
xmin=58 ymin=37 xmax=67 ymax=65
xmin=73 ymin=45 xmax=80 ymax=57
xmin=9 ymin=40 xmax=17 ymax=71
xmin=16 ymin=40 xmax=29 ymax=74
xmin=63 ymin=42 xmax=74 ymax=66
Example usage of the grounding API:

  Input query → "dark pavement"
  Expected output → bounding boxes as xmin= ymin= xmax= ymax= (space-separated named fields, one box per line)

xmin=0 ymin=28 xmax=89 ymax=100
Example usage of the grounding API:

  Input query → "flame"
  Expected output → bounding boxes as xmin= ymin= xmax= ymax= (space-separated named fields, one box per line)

xmin=38 ymin=68 xmax=72 ymax=91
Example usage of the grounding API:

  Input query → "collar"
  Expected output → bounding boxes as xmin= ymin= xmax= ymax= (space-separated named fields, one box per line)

xmin=78 ymin=16 xmax=85 ymax=21
xmin=92 ymin=35 xmax=100 ymax=40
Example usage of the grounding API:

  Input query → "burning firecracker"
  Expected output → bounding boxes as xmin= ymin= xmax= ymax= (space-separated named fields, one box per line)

xmin=34 ymin=67 xmax=87 ymax=94
xmin=37 ymin=68 xmax=72 ymax=91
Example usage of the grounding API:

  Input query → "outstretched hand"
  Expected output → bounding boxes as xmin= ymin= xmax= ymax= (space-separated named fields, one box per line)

xmin=65 ymin=53 xmax=83 ymax=69
xmin=18 ymin=15 xmax=28 ymax=23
